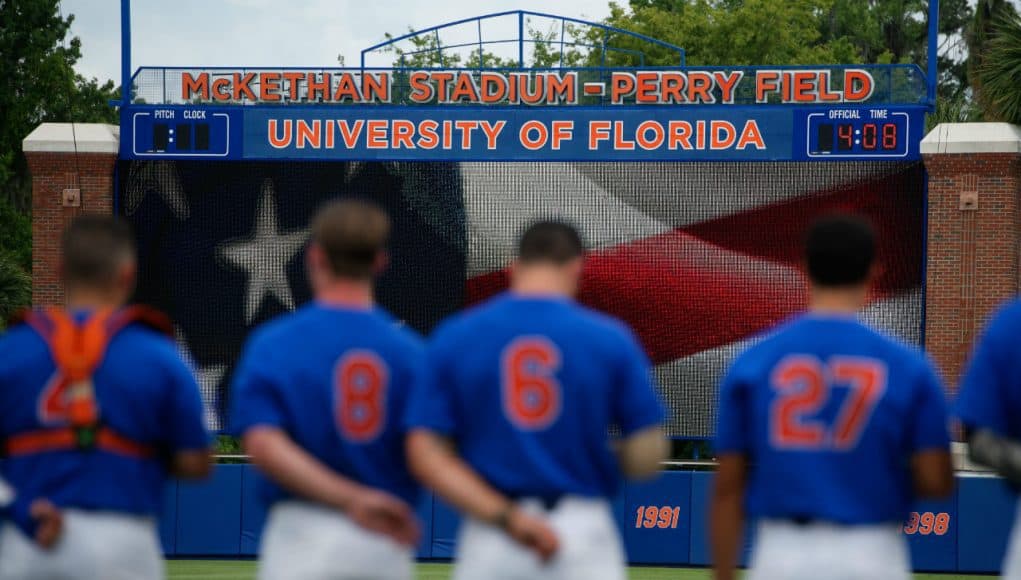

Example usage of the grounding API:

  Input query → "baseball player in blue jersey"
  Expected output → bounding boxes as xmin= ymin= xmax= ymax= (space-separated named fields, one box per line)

xmin=405 ymin=220 xmax=668 ymax=580
xmin=956 ymin=299 xmax=1021 ymax=578
xmin=710 ymin=214 xmax=954 ymax=580
xmin=0 ymin=215 xmax=212 ymax=580
xmin=231 ymin=200 xmax=422 ymax=580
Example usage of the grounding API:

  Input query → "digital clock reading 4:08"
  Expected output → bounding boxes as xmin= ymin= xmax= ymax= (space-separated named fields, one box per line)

xmin=818 ymin=122 xmax=898 ymax=152
xmin=806 ymin=111 xmax=910 ymax=158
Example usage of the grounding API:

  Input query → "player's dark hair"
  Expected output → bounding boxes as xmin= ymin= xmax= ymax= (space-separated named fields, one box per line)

xmin=804 ymin=214 xmax=876 ymax=287
xmin=61 ymin=215 xmax=136 ymax=287
xmin=517 ymin=220 xmax=584 ymax=265
xmin=311 ymin=199 xmax=390 ymax=279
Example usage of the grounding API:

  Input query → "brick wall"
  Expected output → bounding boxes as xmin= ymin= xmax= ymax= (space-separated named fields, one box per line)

xmin=24 ymin=152 xmax=116 ymax=306
xmin=923 ymin=152 xmax=1021 ymax=392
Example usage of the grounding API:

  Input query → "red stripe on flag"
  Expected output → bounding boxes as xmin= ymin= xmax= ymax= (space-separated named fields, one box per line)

xmin=466 ymin=165 xmax=923 ymax=363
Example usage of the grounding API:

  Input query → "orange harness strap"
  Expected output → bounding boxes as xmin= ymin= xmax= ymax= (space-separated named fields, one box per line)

xmin=3 ymin=306 xmax=173 ymax=460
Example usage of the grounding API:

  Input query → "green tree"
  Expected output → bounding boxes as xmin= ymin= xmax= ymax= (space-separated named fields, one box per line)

xmin=976 ymin=11 xmax=1021 ymax=124
xmin=0 ymin=0 xmax=119 ymax=214
xmin=968 ymin=0 xmax=1019 ymax=118
xmin=0 ymin=256 xmax=31 ymax=331
xmin=596 ymin=0 xmax=971 ymax=99
xmin=818 ymin=0 xmax=972 ymax=98
xmin=0 ymin=197 xmax=31 ymax=272
xmin=596 ymin=0 xmax=859 ymax=67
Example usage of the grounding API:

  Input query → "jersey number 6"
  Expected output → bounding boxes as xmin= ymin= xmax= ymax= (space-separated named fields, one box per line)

xmin=334 ymin=351 xmax=388 ymax=443
xmin=770 ymin=355 xmax=887 ymax=450
xmin=502 ymin=337 xmax=562 ymax=430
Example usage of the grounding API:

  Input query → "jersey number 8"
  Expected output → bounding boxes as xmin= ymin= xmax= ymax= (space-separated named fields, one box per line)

xmin=770 ymin=355 xmax=887 ymax=450
xmin=502 ymin=337 xmax=562 ymax=430
xmin=334 ymin=351 xmax=388 ymax=443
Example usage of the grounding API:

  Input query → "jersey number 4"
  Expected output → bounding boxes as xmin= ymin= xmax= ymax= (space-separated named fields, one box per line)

xmin=334 ymin=351 xmax=388 ymax=443
xmin=502 ymin=337 xmax=562 ymax=430
xmin=770 ymin=355 xmax=887 ymax=450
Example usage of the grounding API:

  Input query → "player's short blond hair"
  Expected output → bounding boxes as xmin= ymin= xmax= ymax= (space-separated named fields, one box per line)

xmin=311 ymin=199 xmax=390 ymax=279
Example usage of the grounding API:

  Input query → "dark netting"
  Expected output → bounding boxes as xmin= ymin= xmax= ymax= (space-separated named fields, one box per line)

xmin=119 ymin=160 xmax=924 ymax=437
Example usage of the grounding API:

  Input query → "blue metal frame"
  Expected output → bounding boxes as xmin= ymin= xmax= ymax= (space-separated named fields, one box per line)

xmin=118 ymin=3 xmax=940 ymax=108
xmin=927 ymin=0 xmax=940 ymax=108
xmin=358 ymin=10 xmax=686 ymax=69
xmin=121 ymin=0 xmax=131 ymax=106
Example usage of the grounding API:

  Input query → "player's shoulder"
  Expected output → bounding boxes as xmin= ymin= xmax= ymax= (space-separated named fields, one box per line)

xmin=428 ymin=296 xmax=506 ymax=343
xmin=114 ymin=322 xmax=188 ymax=368
xmin=728 ymin=317 xmax=802 ymax=369
xmin=242 ymin=305 xmax=324 ymax=349
xmin=373 ymin=309 xmax=426 ymax=355
xmin=983 ymin=298 xmax=1021 ymax=339
xmin=568 ymin=302 xmax=640 ymax=346
xmin=0 ymin=323 xmax=47 ymax=369
xmin=843 ymin=319 xmax=929 ymax=369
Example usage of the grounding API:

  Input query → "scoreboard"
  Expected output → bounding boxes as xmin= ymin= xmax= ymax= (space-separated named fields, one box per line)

xmin=123 ymin=104 xmax=925 ymax=163
xmin=121 ymin=66 xmax=928 ymax=163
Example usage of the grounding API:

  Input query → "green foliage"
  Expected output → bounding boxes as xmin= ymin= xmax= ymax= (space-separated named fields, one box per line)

xmin=598 ymin=0 xmax=862 ymax=67
xmin=0 ymin=196 xmax=31 ymax=272
xmin=0 ymin=0 xmax=119 ymax=213
xmin=215 ymin=435 xmax=247 ymax=463
xmin=977 ymin=11 xmax=1021 ymax=125
xmin=969 ymin=0 xmax=1020 ymax=120
xmin=926 ymin=92 xmax=981 ymax=132
xmin=381 ymin=28 xmax=517 ymax=69
xmin=0 ymin=253 xmax=31 ymax=331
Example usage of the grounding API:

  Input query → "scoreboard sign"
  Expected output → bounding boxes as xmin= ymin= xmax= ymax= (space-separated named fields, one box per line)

xmin=121 ymin=66 xmax=928 ymax=162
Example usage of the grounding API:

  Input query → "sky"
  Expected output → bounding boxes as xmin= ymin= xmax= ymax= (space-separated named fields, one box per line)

xmin=62 ymin=0 xmax=613 ymax=83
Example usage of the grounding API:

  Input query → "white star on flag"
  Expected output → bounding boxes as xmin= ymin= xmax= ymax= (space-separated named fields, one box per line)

xmin=217 ymin=179 xmax=309 ymax=324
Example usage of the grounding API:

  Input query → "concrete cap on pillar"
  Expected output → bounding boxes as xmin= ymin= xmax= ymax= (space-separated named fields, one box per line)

xmin=921 ymin=122 xmax=1021 ymax=155
xmin=22 ymin=123 xmax=120 ymax=154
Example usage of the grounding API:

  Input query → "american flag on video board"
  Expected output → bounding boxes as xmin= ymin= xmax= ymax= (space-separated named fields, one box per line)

xmin=121 ymin=159 xmax=924 ymax=436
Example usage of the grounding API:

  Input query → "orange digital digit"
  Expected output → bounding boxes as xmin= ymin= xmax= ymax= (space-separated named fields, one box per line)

xmin=657 ymin=506 xmax=673 ymax=529
xmin=501 ymin=337 xmax=562 ymax=430
xmin=334 ymin=351 xmax=388 ymax=443
xmin=904 ymin=511 xmax=920 ymax=535
xmin=934 ymin=512 xmax=950 ymax=536
xmin=643 ymin=506 xmax=659 ymax=529
xmin=919 ymin=512 xmax=935 ymax=535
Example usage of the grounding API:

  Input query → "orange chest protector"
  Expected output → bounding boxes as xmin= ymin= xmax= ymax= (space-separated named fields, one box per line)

xmin=4 ymin=306 xmax=174 ymax=459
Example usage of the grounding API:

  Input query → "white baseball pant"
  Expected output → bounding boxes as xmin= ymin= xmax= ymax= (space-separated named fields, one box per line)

xmin=748 ymin=519 xmax=910 ymax=580
xmin=0 ymin=510 xmax=163 ymax=580
xmin=453 ymin=496 xmax=626 ymax=580
xmin=257 ymin=500 xmax=413 ymax=580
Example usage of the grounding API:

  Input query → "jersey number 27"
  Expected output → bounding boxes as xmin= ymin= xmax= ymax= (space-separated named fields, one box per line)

xmin=770 ymin=355 xmax=887 ymax=450
xmin=502 ymin=337 xmax=562 ymax=430
xmin=334 ymin=351 xmax=388 ymax=443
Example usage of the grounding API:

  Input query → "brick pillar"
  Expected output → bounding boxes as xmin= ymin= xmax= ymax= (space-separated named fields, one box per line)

xmin=922 ymin=123 xmax=1021 ymax=393
xmin=22 ymin=123 xmax=119 ymax=307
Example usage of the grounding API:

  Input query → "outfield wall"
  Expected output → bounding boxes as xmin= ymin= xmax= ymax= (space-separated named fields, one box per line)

xmin=160 ymin=465 xmax=1015 ymax=573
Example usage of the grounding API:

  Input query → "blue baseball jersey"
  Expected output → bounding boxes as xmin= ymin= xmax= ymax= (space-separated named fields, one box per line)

xmin=0 ymin=312 xmax=210 ymax=515
xmin=404 ymin=293 xmax=665 ymax=500
xmin=716 ymin=314 xmax=950 ymax=524
xmin=956 ymin=299 xmax=1021 ymax=441
xmin=230 ymin=304 xmax=423 ymax=506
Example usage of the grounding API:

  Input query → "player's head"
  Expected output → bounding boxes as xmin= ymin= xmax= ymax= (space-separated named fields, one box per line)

xmin=60 ymin=215 xmax=137 ymax=305
xmin=511 ymin=220 xmax=585 ymax=296
xmin=804 ymin=213 xmax=877 ymax=294
xmin=308 ymin=199 xmax=390 ymax=288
